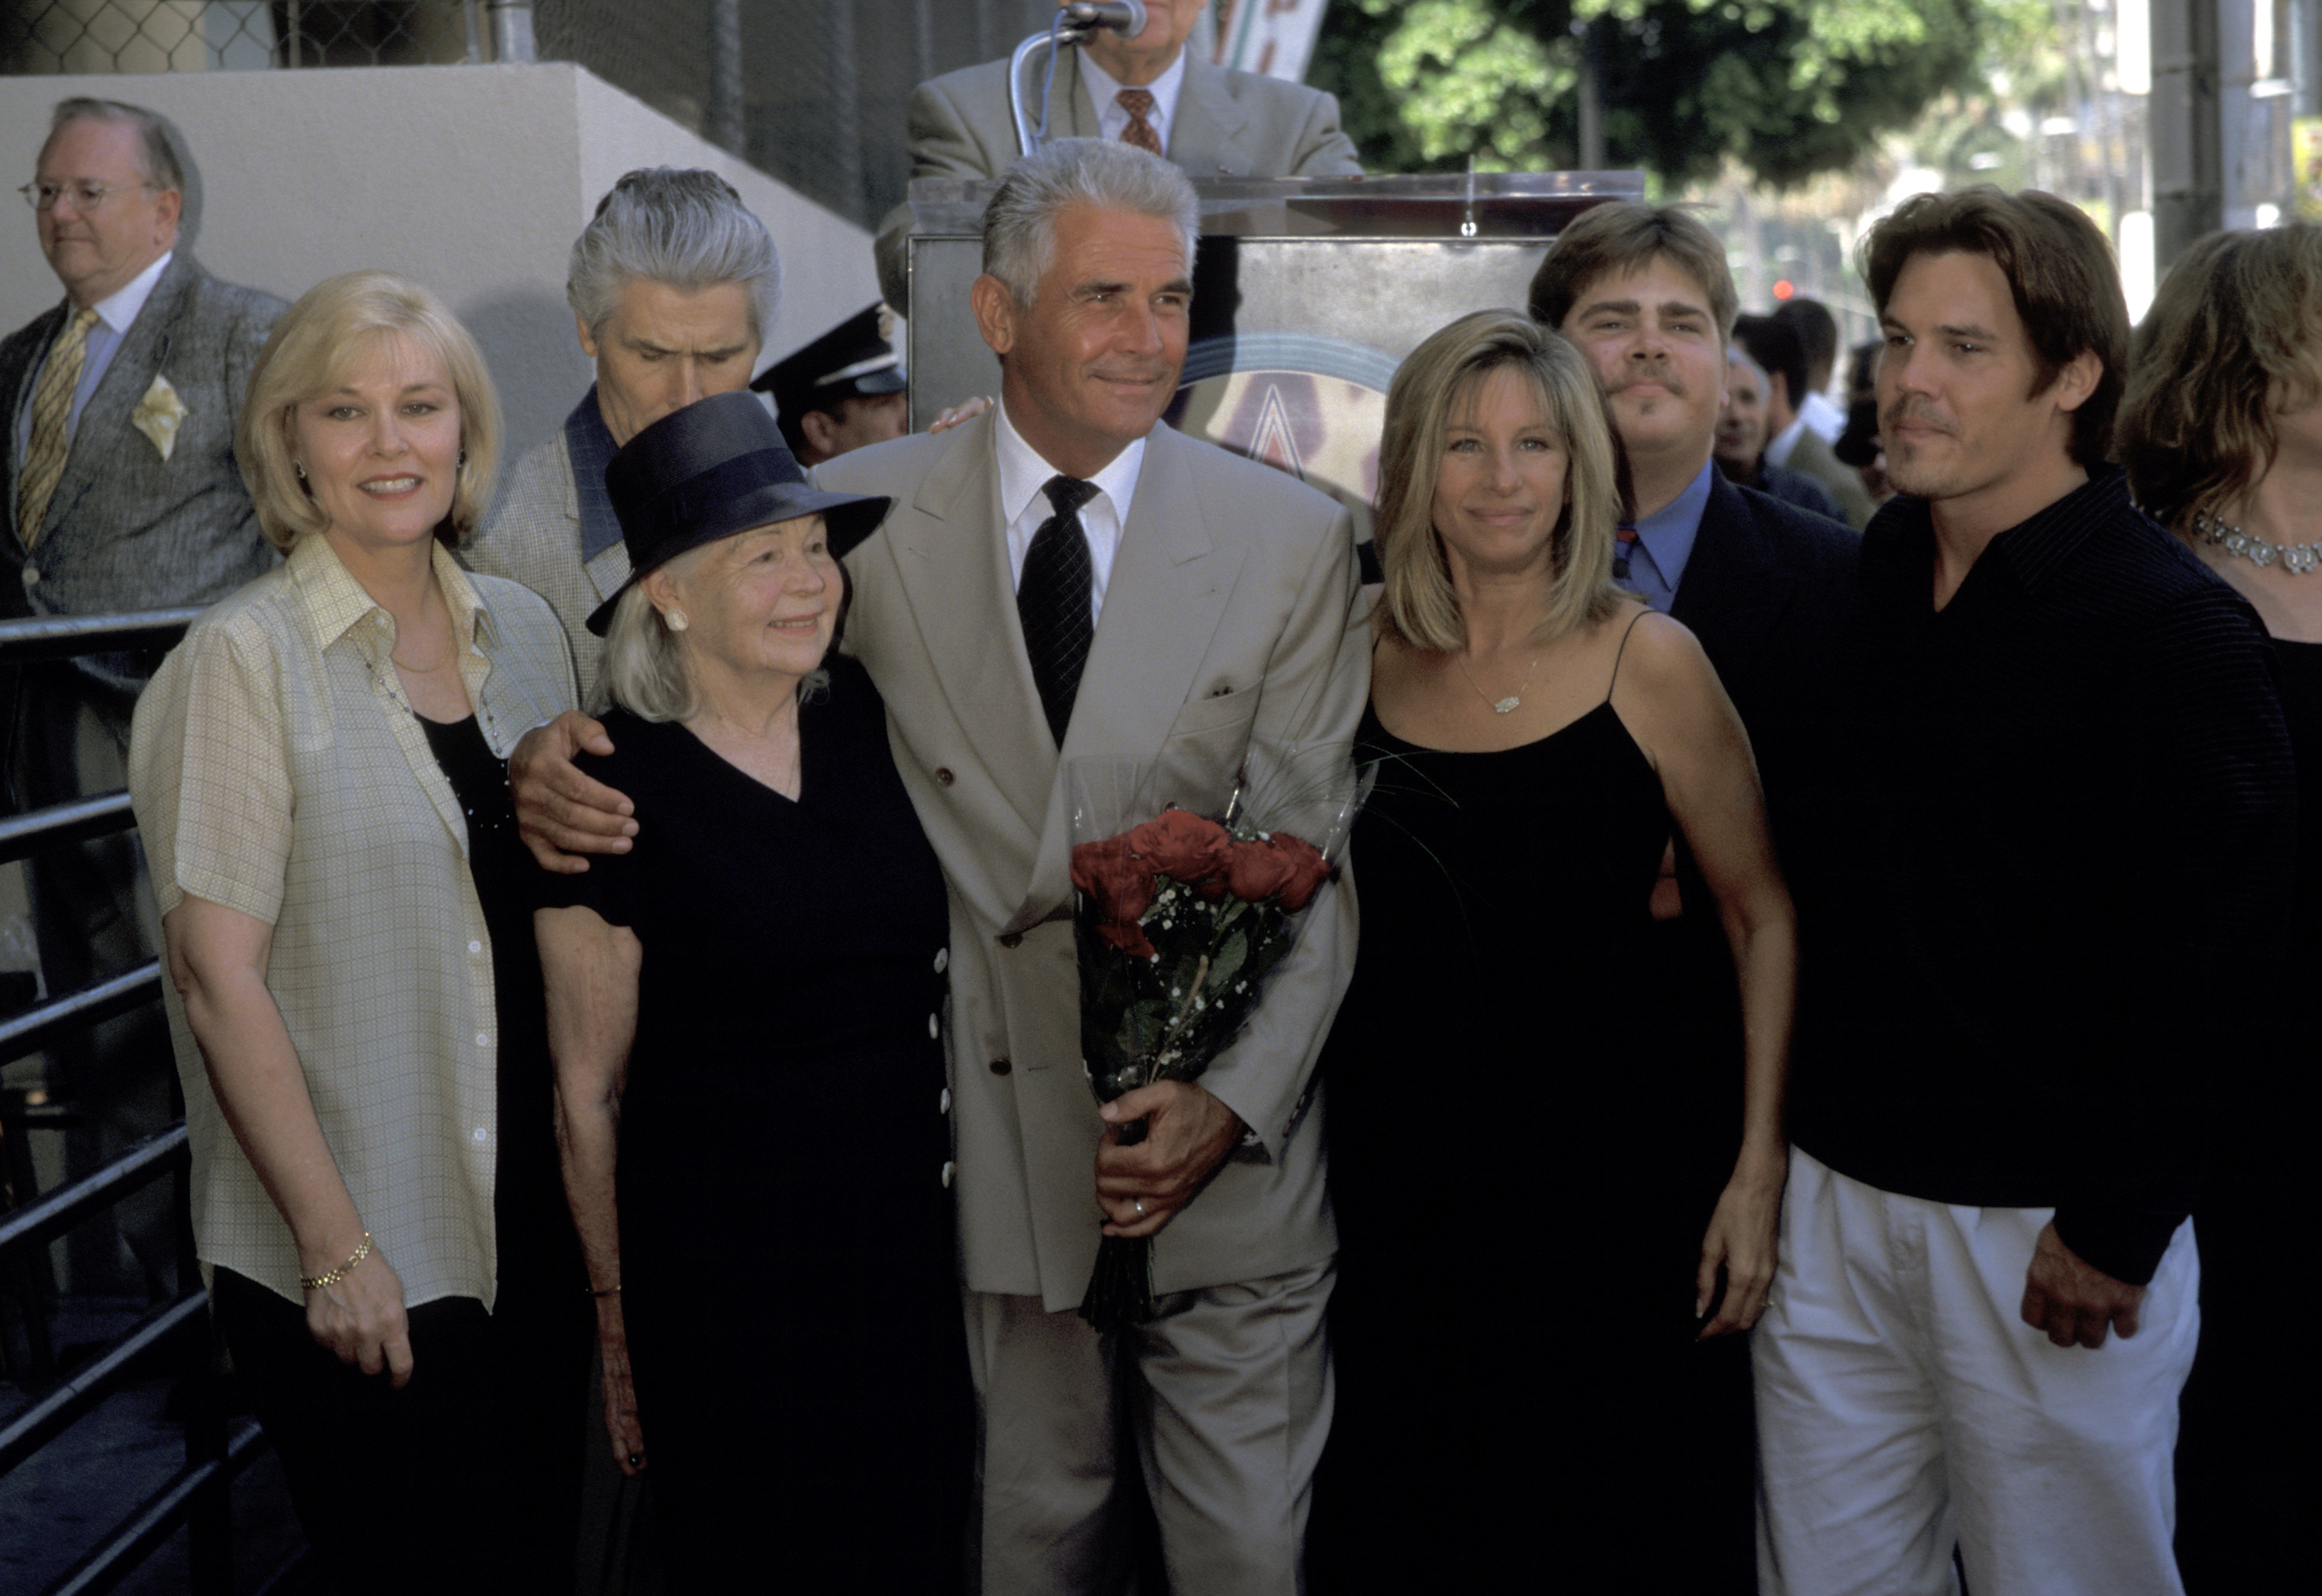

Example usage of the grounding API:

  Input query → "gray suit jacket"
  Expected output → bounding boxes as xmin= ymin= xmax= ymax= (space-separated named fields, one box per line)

xmin=820 ymin=413 xmax=1367 ymax=1310
xmin=0 ymin=252 xmax=284 ymax=687
xmin=1782 ymin=426 xmax=1876 ymax=530
xmin=465 ymin=425 xmax=631 ymax=700
xmin=875 ymin=52 xmax=1364 ymax=310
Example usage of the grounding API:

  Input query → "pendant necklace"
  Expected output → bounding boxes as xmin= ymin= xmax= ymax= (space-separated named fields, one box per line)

xmin=2192 ymin=509 xmax=2322 ymax=575
xmin=1457 ymin=651 xmax=1542 ymax=715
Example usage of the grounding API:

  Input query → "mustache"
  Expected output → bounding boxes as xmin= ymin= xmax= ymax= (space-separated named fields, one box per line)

xmin=1881 ymin=399 xmax=1956 ymax=437
xmin=1612 ymin=367 xmax=1686 ymax=397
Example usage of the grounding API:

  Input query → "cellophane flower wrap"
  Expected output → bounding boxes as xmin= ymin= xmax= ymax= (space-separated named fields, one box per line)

xmin=1065 ymin=744 xmax=1369 ymax=1334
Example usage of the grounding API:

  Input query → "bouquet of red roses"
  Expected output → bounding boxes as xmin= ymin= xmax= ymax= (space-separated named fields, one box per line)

xmin=1066 ymin=746 xmax=1366 ymax=1334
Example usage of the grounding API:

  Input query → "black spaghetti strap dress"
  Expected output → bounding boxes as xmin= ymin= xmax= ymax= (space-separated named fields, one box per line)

xmin=1309 ymin=632 xmax=1760 ymax=1592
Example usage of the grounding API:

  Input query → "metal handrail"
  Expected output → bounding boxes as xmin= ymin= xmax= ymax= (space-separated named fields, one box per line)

xmin=0 ymin=791 xmax=137 ymax=869
xmin=0 ymin=608 xmax=204 ymax=666
xmin=0 ymin=1123 xmax=186 ymax=1267
xmin=0 ymin=1289 xmax=206 ymax=1475
xmin=0 ymin=964 xmax=163 ymax=1072
xmin=50 ymin=1417 xmax=274 ymax=1596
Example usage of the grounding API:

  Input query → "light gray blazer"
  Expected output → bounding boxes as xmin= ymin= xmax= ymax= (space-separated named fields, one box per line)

xmin=0 ymin=252 xmax=284 ymax=687
xmin=1783 ymin=426 xmax=1877 ymax=531
xmin=464 ymin=426 xmax=632 ymax=700
xmin=875 ymin=51 xmax=1364 ymax=310
xmin=820 ymin=413 xmax=1367 ymax=1311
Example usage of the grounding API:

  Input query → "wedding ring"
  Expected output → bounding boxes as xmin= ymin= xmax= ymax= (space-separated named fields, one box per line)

xmin=1133 ymin=1198 xmax=1147 ymax=1218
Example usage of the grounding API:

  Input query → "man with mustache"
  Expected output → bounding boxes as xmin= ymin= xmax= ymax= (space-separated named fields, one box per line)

xmin=1753 ymin=188 xmax=2295 ymax=1595
xmin=512 ymin=139 xmax=1363 ymax=1594
xmin=1526 ymin=200 xmax=1856 ymax=1589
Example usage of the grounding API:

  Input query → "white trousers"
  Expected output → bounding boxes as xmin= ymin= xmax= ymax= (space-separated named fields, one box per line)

xmin=1754 ymin=1148 xmax=2199 ymax=1596
xmin=964 ymin=1259 xmax=1334 ymax=1596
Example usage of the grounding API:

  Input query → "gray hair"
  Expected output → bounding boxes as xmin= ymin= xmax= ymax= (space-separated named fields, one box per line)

xmin=567 ymin=168 xmax=781 ymax=344
xmin=981 ymin=139 xmax=1198 ymax=308
xmin=593 ymin=551 xmax=829 ymax=720
xmin=50 ymin=98 xmax=183 ymax=194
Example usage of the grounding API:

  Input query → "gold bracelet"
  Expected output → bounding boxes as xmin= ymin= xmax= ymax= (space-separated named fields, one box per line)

xmin=299 ymin=1231 xmax=372 ymax=1290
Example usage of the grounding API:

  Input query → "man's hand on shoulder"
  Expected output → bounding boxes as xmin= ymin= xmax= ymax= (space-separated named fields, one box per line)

xmin=1093 ymin=1081 xmax=1245 ymax=1238
xmin=510 ymin=711 xmax=636 ymax=873
xmin=2019 ymin=1221 xmax=2146 ymax=1349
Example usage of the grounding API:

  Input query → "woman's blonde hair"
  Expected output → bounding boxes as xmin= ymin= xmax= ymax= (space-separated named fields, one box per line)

xmin=236 ymin=271 xmax=502 ymax=553
xmin=2117 ymin=224 xmax=2322 ymax=530
xmin=1375 ymin=310 xmax=1627 ymax=651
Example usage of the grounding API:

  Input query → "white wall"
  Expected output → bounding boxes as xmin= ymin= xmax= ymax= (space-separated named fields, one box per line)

xmin=0 ymin=63 xmax=879 ymax=459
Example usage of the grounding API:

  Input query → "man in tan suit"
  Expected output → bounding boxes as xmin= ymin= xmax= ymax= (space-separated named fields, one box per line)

xmin=875 ymin=0 xmax=1361 ymax=311
xmin=516 ymin=139 xmax=1364 ymax=1594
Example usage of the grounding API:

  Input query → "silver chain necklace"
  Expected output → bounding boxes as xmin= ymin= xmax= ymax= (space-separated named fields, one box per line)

xmin=1457 ymin=651 xmax=1542 ymax=715
xmin=2192 ymin=509 xmax=2322 ymax=575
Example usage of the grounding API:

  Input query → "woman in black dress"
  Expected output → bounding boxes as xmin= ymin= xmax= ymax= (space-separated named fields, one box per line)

xmin=1310 ymin=313 xmax=1794 ymax=1591
xmin=2116 ymin=226 xmax=2322 ymax=1594
xmin=537 ymin=393 xmax=971 ymax=1591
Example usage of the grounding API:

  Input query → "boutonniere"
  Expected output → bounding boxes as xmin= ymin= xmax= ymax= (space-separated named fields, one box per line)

xmin=131 ymin=375 xmax=188 ymax=462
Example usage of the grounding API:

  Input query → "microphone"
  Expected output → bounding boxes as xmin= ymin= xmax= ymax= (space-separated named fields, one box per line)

xmin=1061 ymin=2 xmax=1148 ymax=36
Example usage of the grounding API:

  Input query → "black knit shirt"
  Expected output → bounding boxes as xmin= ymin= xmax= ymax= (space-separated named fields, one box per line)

xmin=1791 ymin=467 xmax=2296 ymax=1285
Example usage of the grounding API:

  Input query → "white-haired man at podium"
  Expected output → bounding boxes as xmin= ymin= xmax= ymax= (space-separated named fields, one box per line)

xmin=874 ymin=0 xmax=1361 ymax=310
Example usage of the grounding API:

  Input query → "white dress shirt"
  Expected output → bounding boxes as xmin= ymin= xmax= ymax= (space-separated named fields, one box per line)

xmin=1079 ymin=49 xmax=1190 ymax=152
xmin=13 ymin=248 xmax=173 ymax=462
xmin=994 ymin=397 xmax=1147 ymax=626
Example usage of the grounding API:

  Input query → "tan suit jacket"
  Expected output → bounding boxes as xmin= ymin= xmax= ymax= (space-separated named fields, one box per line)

xmin=820 ymin=413 xmax=1366 ymax=1312
xmin=464 ymin=425 xmax=632 ymax=699
xmin=874 ymin=51 xmax=1363 ymax=310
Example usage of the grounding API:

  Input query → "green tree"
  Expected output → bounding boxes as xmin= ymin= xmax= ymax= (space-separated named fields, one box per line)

xmin=1310 ymin=0 xmax=1991 ymax=190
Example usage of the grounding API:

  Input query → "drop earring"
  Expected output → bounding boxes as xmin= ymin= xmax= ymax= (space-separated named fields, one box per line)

xmin=293 ymin=461 xmax=307 ymax=481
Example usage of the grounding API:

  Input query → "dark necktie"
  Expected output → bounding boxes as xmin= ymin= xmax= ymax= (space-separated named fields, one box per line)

xmin=1116 ymin=88 xmax=1164 ymax=155
xmin=1019 ymin=475 xmax=1100 ymax=745
xmin=1613 ymin=524 xmax=1639 ymax=582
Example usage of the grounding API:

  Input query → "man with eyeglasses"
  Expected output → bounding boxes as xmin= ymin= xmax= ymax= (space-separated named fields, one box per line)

xmin=0 ymin=97 xmax=283 ymax=1303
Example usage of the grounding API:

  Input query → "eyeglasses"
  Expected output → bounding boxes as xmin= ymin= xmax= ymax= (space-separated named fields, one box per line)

xmin=18 ymin=180 xmax=156 ymax=213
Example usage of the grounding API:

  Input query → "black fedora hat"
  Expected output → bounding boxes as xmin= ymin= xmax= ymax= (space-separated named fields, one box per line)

xmin=585 ymin=392 xmax=892 ymax=635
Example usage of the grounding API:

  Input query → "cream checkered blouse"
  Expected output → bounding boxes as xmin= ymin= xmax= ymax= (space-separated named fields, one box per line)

xmin=129 ymin=533 xmax=576 ymax=1309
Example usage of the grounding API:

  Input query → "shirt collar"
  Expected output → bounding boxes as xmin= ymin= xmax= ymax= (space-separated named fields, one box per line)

xmin=88 ymin=248 xmax=173 ymax=337
xmin=565 ymin=386 xmax=625 ymax=563
xmin=993 ymin=397 xmax=1148 ymax=526
xmin=1631 ymin=457 xmax=1716 ymax=569
xmin=292 ymin=533 xmax=498 ymax=658
xmin=1988 ymin=465 xmax=2128 ymax=594
xmin=1080 ymin=46 xmax=1189 ymax=132
xmin=1765 ymin=411 xmax=1807 ymax=467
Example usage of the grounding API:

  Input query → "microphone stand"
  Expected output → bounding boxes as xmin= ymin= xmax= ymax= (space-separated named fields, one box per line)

xmin=1009 ymin=10 xmax=1128 ymax=157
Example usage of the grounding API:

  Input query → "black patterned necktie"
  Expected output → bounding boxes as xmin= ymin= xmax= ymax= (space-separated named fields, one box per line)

xmin=1019 ymin=474 xmax=1100 ymax=746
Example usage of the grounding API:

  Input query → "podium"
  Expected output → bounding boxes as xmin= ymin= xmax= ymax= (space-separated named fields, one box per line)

xmin=901 ymin=171 xmax=1646 ymax=540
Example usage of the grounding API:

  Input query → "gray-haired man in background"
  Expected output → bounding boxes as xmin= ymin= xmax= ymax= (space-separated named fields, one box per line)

xmin=466 ymin=167 xmax=779 ymax=697
xmin=0 ymin=97 xmax=283 ymax=1297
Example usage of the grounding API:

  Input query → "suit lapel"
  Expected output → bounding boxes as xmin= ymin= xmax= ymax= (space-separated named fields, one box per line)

xmin=0 ymin=303 xmax=68 ymax=532
xmin=1009 ymin=425 xmax=1237 ymax=929
xmin=1673 ymin=474 xmax=1793 ymax=675
xmin=884 ymin=413 xmax=1057 ymax=844
xmin=40 ymin=255 xmax=194 ymax=539
xmin=1172 ymin=59 xmax=1253 ymax=176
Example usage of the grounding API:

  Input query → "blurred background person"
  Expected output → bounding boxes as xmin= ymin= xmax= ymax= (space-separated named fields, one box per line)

xmin=1772 ymin=294 xmax=1846 ymax=444
xmin=1309 ymin=311 xmax=1791 ymax=1594
xmin=128 ymin=272 xmax=586 ymax=1594
xmin=752 ymin=300 xmax=909 ymax=466
xmin=1714 ymin=344 xmax=1847 ymax=522
xmin=538 ymin=392 xmax=970 ymax=1592
xmin=2 ymin=95 xmax=285 ymax=1302
xmin=874 ymin=0 xmax=1361 ymax=310
xmin=1832 ymin=393 xmax=1893 ymax=512
xmin=2115 ymin=221 xmax=2322 ymax=1594
xmin=465 ymin=167 xmax=779 ymax=699
xmin=1733 ymin=312 xmax=1874 ymax=527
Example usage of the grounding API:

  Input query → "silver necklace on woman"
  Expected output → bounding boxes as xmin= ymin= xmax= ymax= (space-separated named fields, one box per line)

xmin=1457 ymin=651 xmax=1542 ymax=715
xmin=2191 ymin=509 xmax=2322 ymax=575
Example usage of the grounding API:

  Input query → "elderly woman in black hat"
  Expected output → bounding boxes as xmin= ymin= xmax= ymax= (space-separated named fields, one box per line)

xmin=536 ymin=392 xmax=971 ymax=1589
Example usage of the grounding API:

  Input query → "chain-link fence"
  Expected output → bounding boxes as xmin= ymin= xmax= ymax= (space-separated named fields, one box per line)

xmin=1 ymin=1 xmax=483 ymax=73
xmin=2 ymin=1 xmax=1075 ymax=228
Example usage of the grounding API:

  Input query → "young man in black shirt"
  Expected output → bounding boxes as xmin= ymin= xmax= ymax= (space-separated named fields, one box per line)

xmin=1753 ymin=189 xmax=2296 ymax=1595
